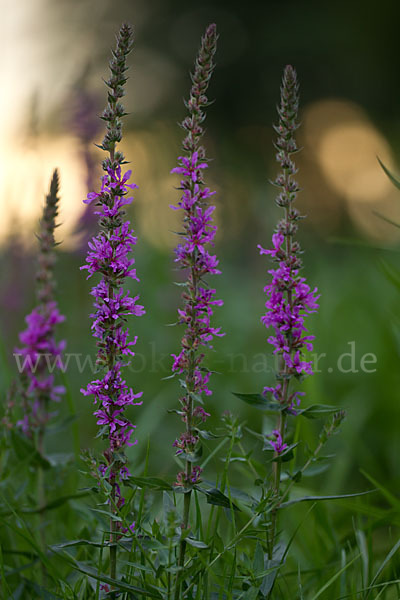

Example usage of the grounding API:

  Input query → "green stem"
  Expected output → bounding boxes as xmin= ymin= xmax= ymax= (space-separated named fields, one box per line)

xmin=174 ymin=488 xmax=192 ymax=600
xmin=107 ymin=142 xmax=118 ymax=597
xmin=174 ymin=186 xmax=199 ymax=597
xmin=267 ymin=190 xmax=292 ymax=561
xmin=110 ymin=482 xmax=117 ymax=594
xmin=269 ymin=410 xmax=287 ymax=560
xmin=211 ymin=421 xmax=236 ymax=541
xmin=167 ymin=541 xmax=172 ymax=600
xmin=280 ymin=439 xmax=324 ymax=506
xmin=37 ymin=428 xmax=46 ymax=583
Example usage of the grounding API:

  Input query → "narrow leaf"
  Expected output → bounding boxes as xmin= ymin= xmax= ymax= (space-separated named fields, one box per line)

xmin=367 ymin=537 xmax=400 ymax=597
xmin=185 ymin=537 xmax=208 ymax=549
xmin=196 ymin=487 xmax=241 ymax=511
xmin=378 ymin=157 xmax=400 ymax=190
xmin=297 ymin=404 xmax=339 ymax=419
xmin=127 ymin=476 xmax=172 ymax=491
xmin=232 ymin=392 xmax=280 ymax=411
xmin=280 ymin=490 xmax=375 ymax=509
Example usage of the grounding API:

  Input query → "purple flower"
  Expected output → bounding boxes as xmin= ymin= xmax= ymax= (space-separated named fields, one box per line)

xmin=268 ymin=430 xmax=288 ymax=455
xmin=14 ymin=171 xmax=65 ymax=438
xmin=121 ymin=521 xmax=136 ymax=535
xmin=169 ymin=24 xmax=221 ymax=487
xmin=193 ymin=406 xmax=211 ymax=422
xmin=175 ymin=465 xmax=203 ymax=488
xmin=173 ymin=431 xmax=200 ymax=455
xmin=80 ymin=24 xmax=143 ymax=515
xmin=260 ymin=66 xmax=319 ymax=451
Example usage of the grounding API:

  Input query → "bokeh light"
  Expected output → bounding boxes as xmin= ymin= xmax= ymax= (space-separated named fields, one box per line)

xmin=302 ymin=99 xmax=400 ymax=242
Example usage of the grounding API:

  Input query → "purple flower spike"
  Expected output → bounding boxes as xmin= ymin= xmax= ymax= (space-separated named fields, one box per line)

xmin=14 ymin=170 xmax=65 ymax=440
xmin=170 ymin=24 xmax=222 ymax=488
xmin=260 ymin=66 xmax=319 ymax=451
xmin=80 ymin=24 xmax=144 ymax=522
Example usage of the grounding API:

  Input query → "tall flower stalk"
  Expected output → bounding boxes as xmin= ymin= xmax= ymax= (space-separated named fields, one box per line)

xmin=14 ymin=169 xmax=65 ymax=445
xmin=170 ymin=23 xmax=222 ymax=595
xmin=80 ymin=23 xmax=144 ymax=584
xmin=258 ymin=65 xmax=319 ymax=558
xmin=14 ymin=169 xmax=65 ymax=558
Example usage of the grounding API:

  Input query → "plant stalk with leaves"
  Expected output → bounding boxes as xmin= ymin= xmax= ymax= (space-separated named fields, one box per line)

xmin=80 ymin=23 xmax=144 ymax=588
xmin=257 ymin=65 xmax=320 ymax=560
xmin=169 ymin=23 xmax=222 ymax=598
xmin=13 ymin=169 xmax=65 ymax=563
xmin=14 ymin=169 xmax=65 ymax=446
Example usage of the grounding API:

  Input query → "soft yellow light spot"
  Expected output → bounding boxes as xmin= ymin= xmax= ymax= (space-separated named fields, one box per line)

xmin=0 ymin=135 xmax=86 ymax=249
xmin=317 ymin=123 xmax=393 ymax=203
xmin=121 ymin=130 xmax=181 ymax=250
xmin=302 ymin=98 xmax=400 ymax=242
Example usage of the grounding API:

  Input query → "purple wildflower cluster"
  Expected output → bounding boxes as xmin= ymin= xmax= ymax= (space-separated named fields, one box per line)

xmin=259 ymin=66 xmax=319 ymax=453
xmin=15 ymin=170 xmax=65 ymax=437
xmin=80 ymin=24 xmax=144 ymax=513
xmin=268 ymin=429 xmax=288 ymax=454
xmin=170 ymin=24 xmax=222 ymax=487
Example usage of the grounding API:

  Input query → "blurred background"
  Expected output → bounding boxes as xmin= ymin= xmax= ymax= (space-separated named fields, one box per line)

xmin=1 ymin=0 xmax=400 ymax=501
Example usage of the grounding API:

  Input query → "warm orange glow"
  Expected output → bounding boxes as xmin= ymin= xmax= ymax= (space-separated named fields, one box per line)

xmin=122 ymin=130 xmax=181 ymax=250
xmin=318 ymin=123 xmax=393 ymax=203
xmin=302 ymin=99 xmax=400 ymax=242
xmin=0 ymin=135 xmax=87 ymax=249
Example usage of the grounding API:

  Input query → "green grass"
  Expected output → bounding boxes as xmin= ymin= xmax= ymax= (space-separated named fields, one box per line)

xmin=1 ymin=239 xmax=400 ymax=597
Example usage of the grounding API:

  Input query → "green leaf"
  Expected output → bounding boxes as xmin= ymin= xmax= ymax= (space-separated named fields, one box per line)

xmin=244 ymin=427 xmax=266 ymax=442
xmin=367 ymin=537 xmax=400 ymax=598
xmin=161 ymin=373 xmax=176 ymax=381
xmin=185 ymin=537 xmax=208 ymax=549
xmin=297 ymin=404 xmax=339 ymax=419
xmin=119 ymin=560 xmax=154 ymax=575
xmin=266 ymin=443 xmax=298 ymax=463
xmin=162 ymin=491 xmax=176 ymax=515
xmin=69 ymin=560 xmax=163 ymax=598
xmin=242 ymin=588 xmax=259 ymax=599
xmin=179 ymin=379 xmax=187 ymax=390
xmin=51 ymin=539 xmax=110 ymax=550
xmin=291 ymin=470 xmax=302 ymax=483
xmin=89 ymin=508 xmax=122 ymax=521
xmin=189 ymin=391 xmax=204 ymax=405
xmin=260 ymin=558 xmax=284 ymax=596
xmin=196 ymin=487 xmax=241 ymax=511
xmin=228 ymin=486 xmax=256 ymax=505
xmin=378 ymin=157 xmax=400 ymax=190
xmin=299 ymin=464 xmax=330 ymax=477
xmin=280 ymin=490 xmax=375 ymax=509
xmin=232 ymin=392 xmax=280 ymax=411
xmin=196 ymin=429 xmax=224 ymax=440
xmin=253 ymin=541 xmax=264 ymax=575
xmin=181 ymin=444 xmax=203 ymax=463
xmin=373 ymin=210 xmax=400 ymax=229
xmin=127 ymin=476 xmax=172 ymax=491
xmin=310 ymin=554 xmax=360 ymax=600
xmin=360 ymin=469 xmax=400 ymax=510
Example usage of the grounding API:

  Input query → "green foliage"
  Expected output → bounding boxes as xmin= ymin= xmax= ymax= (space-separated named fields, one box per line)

xmin=1 ymin=399 xmax=398 ymax=599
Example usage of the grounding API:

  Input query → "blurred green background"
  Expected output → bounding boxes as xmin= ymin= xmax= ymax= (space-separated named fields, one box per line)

xmin=1 ymin=0 xmax=400 ymax=502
